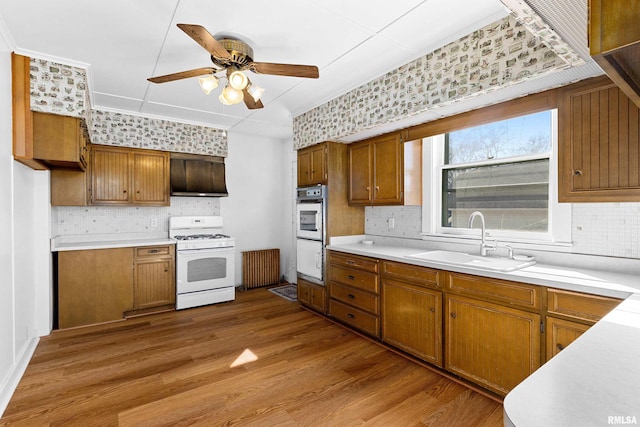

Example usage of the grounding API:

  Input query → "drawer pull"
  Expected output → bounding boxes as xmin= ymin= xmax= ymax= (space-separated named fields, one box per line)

xmin=557 ymin=343 xmax=565 ymax=351
xmin=346 ymin=260 xmax=355 ymax=265
xmin=574 ymin=169 xmax=582 ymax=176
xmin=347 ymin=275 xmax=355 ymax=280
xmin=348 ymin=294 xmax=355 ymax=299
xmin=149 ymin=249 xmax=159 ymax=253
xmin=450 ymin=312 xmax=457 ymax=319
xmin=347 ymin=313 xmax=355 ymax=319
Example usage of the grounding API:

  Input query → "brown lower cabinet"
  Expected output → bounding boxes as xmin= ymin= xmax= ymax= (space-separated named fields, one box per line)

xmin=58 ymin=248 xmax=134 ymax=329
xmin=58 ymin=244 xmax=176 ymax=329
xmin=297 ymin=277 xmax=327 ymax=314
xmin=444 ymin=294 xmax=541 ymax=395
xmin=322 ymin=250 xmax=622 ymax=397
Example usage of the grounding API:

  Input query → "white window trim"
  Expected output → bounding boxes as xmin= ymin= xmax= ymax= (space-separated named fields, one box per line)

xmin=420 ymin=109 xmax=572 ymax=250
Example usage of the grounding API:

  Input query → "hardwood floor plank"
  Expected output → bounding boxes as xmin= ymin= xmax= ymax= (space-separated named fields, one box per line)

xmin=1 ymin=287 xmax=502 ymax=426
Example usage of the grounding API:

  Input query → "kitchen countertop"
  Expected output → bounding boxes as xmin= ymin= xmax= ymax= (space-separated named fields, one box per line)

xmin=326 ymin=238 xmax=640 ymax=426
xmin=51 ymin=234 xmax=175 ymax=252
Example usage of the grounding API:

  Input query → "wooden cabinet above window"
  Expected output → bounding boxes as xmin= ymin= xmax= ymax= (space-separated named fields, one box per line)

xmin=589 ymin=0 xmax=640 ymax=109
xmin=559 ymin=76 xmax=640 ymax=202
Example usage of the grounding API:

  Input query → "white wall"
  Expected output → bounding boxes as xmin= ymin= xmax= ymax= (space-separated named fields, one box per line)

xmin=220 ymin=131 xmax=296 ymax=284
xmin=0 ymin=44 xmax=47 ymax=415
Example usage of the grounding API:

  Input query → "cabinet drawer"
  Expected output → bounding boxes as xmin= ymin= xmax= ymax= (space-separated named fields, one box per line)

xmin=328 ymin=252 xmax=379 ymax=273
xmin=328 ymin=265 xmax=379 ymax=293
xmin=134 ymin=245 xmax=174 ymax=258
xmin=446 ymin=272 xmax=540 ymax=310
xmin=381 ymin=260 xmax=442 ymax=289
xmin=547 ymin=288 xmax=621 ymax=323
xmin=329 ymin=299 xmax=379 ymax=337
xmin=330 ymin=283 xmax=379 ymax=314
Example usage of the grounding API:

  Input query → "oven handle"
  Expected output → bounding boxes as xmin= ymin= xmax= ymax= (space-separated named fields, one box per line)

xmin=177 ymin=247 xmax=235 ymax=255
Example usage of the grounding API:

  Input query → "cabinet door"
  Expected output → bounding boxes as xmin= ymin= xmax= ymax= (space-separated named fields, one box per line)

xmin=382 ymin=278 xmax=442 ymax=367
xmin=372 ymin=134 xmax=403 ymax=204
xmin=445 ymin=294 xmax=541 ymax=395
xmin=32 ymin=112 xmax=86 ymax=169
xmin=91 ymin=146 xmax=131 ymax=204
xmin=132 ymin=151 xmax=170 ymax=205
xmin=309 ymin=144 xmax=326 ymax=184
xmin=559 ymin=76 xmax=640 ymax=202
xmin=58 ymin=248 xmax=134 ymax=329
xmin=133 ymin=258 xmax=176 ymax=309
xmin=297 ymin=149 xmax=312 ymax=187
xmin=348 ymin=142 xmax=372 ymax=203
xmin=545 ymin=316 xmax=590 ymax=361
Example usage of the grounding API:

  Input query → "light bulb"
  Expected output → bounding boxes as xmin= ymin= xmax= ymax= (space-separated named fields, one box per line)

xmin=247 ymin=83 xmax=265 ymax=102
xmin=228 ymin=68 xmax=248 ymax=90
xmin=198 ymin=75 xmax=219 ymax=95
xmin=219 ymin=85 xmax=244 ymax=105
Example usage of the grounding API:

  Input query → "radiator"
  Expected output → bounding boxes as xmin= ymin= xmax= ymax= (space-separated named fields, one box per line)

xmin=242 ymin=249 xmax=281 ymax=290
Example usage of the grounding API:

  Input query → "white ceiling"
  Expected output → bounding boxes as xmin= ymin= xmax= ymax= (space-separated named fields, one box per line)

xmin=0 ymin=0 xmax=602 ymax=141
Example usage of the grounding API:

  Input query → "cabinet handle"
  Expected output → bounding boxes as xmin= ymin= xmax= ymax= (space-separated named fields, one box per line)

xmin=123 ymin=190 xmax=127 ymax=193
xmin=347 ymin=313 xmax=355 ymax=319
xmin=348 ymin=294 xmax=355 ymax=299
xmin=164 ymin=269 xmax=169 ymax=272
xmin=346 ymin=260 xmax=355 ymax=265
xmin=574 ymin=170 xmax=582 ymax=176
xmin=149 ymin=249 xmax=159 ymax=253
xmin=375 ymin=185 xmax=380 ymax=191
xmin=347 ymin=275 xmax=355 ymax=280
xmin=430 ymin=307 xmax=435 ymax=313
xmin=366 ymin=186 xmax=370 ymax=192
xmin=450 ymin=312 xmax=456 ymax=319
xmin=556 ymin=343 xmax=565 ymax=351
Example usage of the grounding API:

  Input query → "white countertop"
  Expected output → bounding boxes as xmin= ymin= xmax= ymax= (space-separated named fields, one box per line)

xmin=51 ymin=234 xmax=175 ymax=251
xmin=326 ymin=238 xmax=640 ymax=426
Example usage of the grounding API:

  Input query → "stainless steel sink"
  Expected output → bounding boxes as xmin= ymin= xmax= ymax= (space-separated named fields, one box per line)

xmin=404 ymin=250 xmax=535 ymax=272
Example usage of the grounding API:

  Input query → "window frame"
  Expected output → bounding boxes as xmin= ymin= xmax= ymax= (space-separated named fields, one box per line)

xmin=421 ymin=109 xmax=572 ymax=248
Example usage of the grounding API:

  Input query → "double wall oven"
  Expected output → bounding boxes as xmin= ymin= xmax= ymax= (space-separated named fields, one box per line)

xmin=170 ymin=216 xmax=235 ymax=309
xmin=296 ymin=186 xmax=325 ymax=284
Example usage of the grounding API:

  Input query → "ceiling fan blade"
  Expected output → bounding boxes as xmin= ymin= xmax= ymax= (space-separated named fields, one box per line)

xmin=242 ymin=87 xmax=264 ymax=109
xmin=177 ymin=24 xmax=232 ymax=60
xmin=249 ymin=62 xmax=319 ymax=78
xmin=147 ymin=67 xmax=217 ymax=83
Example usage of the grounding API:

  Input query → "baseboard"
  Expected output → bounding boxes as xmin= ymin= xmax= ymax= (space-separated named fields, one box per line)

xmin=0 ymin=336 xmax=39 ymax=417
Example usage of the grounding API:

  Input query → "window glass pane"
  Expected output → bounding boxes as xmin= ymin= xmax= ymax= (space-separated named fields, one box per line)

xmin=445 ymin=110 xmax=552 ymax=165
xmin=442 ymin=159 xmax=549 ymax=232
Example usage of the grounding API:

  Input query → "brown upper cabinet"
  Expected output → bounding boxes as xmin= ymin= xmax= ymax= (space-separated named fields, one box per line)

xmin=348 ymin=133 xmax=404 ymax=205
xmin=32 ymin=112 xmax=89 ymax=170
xmin=91 ymin=145 xmax=170 ymax=206
xmin=559 ymin=76 xmax=640 ymax=202
xmin=589 ymin=0 xmax=640 ymax=108
xmin=298 ymin=143 xmax=327 ymax=186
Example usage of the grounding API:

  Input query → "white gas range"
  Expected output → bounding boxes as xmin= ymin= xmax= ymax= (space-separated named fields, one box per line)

xmin=169 ymin=216 xmax=236 ymax=309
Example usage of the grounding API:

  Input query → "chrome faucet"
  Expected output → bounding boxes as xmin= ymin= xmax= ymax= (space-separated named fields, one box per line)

xmin=468 ymin=211 xmax=497 ymax=256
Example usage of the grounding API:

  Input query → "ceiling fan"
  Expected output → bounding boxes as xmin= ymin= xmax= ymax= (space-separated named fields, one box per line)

xmin=147 ymin=24 xmax=320 ymax=109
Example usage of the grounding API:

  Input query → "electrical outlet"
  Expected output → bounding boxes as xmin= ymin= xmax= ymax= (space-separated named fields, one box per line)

xmin=150 ymin=218 xmax=158 ymax=227
xmin=388 ymin=217 xmax=395 ymax=229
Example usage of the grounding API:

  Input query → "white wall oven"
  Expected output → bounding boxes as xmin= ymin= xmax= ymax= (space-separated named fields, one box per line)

xmin=170 ymin=216 xmax=235 ymax=310
xmin=296 ymin=186 xmax=325 ymax=284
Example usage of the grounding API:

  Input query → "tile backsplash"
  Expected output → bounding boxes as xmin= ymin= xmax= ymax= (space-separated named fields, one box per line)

xmin=366 ymin=203 xmax=640 ymax=259
xmin=51 ymin=197 xmax=220 ymax=236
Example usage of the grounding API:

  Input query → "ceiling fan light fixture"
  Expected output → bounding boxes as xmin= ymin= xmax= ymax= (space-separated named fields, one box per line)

xmin=247 ymin=82 xmax=265 ymax=102
xmin=228 ymin=67 xmax=248 ymax=90
xmin=219 ymin=84 xmax=244 ymax=105
xmin=198 ymin=74 xmax=219 ymax=95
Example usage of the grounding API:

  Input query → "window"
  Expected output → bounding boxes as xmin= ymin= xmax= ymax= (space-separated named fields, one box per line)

xmin=422 ymin=109 xmax=571 ymax=245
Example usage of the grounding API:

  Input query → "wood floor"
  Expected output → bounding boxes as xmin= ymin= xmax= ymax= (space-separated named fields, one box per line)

xmin=1 ymin=287 xmax=503 ymax=426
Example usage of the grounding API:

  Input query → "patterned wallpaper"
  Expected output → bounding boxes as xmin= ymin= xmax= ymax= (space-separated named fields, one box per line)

xmin=28 ymin=58 xmax=228 ymax=156
xmin=89 ymin=110 xmax=228 ymax=156
xmin=293 ymin=4 xmax=583 ymax=149
xmin=30 ymin=58 xmax=88 ymax=118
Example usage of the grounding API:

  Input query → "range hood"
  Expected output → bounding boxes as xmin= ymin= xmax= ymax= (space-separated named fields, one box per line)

xmin=170 ymin=153 xmax=228 ymax=197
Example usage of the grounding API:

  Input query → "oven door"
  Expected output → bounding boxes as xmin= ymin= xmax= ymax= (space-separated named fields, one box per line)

xmin=296 ymin=238 xmax=323 ymax=282
xmin=296 ymin=202 xmax=323 ymax=240
xmin=176 ymin=247 xmax=235 ymax=294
